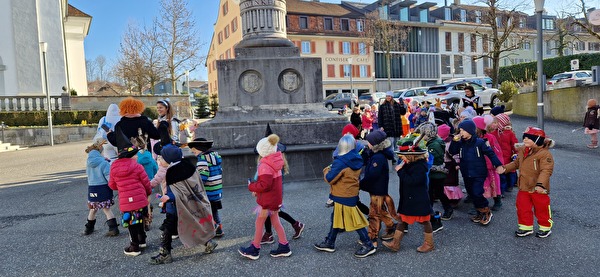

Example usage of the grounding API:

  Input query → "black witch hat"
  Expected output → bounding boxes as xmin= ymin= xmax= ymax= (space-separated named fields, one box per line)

xmin=116 ymin=125 xmax=139 ymax=158
xmin=255 ymin=123 xmax=286 ymax=153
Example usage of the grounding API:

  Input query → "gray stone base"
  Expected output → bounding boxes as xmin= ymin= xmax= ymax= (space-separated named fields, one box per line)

xmin=218 ymin=143 xmax=336 ymax=186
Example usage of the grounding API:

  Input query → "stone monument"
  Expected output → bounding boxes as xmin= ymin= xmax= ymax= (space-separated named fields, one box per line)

xmin=199 ymin=0 xmax=348 ymax=185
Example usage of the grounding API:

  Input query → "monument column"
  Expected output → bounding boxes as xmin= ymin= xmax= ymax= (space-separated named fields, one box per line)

xmin=236 ymin=0 xmax=295 ymax=48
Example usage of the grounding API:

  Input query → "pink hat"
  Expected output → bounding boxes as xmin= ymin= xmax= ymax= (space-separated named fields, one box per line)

xmin=496 ymin=113 xmax=511 ymax=130
xmin=437 ymin=124 xmax=451 ymax=140
xmin=472 ymin=116 xmax=487 ymax=130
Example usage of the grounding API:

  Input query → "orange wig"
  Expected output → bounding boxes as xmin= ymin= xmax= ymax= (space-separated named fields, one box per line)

xmin=119 ymin=97 xmax=145 ymax=116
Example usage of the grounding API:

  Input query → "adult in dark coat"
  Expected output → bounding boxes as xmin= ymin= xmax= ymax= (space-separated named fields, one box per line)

xmin=107 ymin=97 xmax=160 ymax=151
xmin=378 ymin=91 xmax=406 ymax=149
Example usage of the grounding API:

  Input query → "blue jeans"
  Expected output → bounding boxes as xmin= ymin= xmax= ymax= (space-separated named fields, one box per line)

xmin=326 ymin=212 xmax=371 ymax=245
xmin=463 ymin=177 xmax=488 ymax=209
xmin=500 ymin=172 xmax=517 ymax=192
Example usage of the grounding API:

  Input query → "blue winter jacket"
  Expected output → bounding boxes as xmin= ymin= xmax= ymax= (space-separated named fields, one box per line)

xmin=86 ymin=150 xmax=110 ymax=186
xmin=360 ymin=148 xmax=395 ymax=196
xmin=137 ymin=150 xmax=158 ymax=180
xmin=449 ymin=136 xmax=502 ymax=178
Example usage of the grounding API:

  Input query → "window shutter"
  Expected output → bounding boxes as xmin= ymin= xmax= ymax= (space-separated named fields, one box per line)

xmin=367 ymin=65 xmax=371 ymax=77
xmin=311 ymin=41 xmax=316 ymax=54
xmin=340 ymin=65 xmax=344 ymax=77
xmin=354 ymin=65 xmax=359 ymax=77
xmin=339 ymin=41 xmax=343 ymax=54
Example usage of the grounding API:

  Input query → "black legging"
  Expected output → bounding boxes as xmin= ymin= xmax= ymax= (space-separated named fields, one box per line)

xmin=429 ymin=177 xmax=452 ymax=211
xmin=265 ymin=211 xmax=296 ymax=233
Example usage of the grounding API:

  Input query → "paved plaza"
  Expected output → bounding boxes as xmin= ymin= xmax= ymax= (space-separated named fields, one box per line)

xmin=1 ymin=115 xmax=599 ymax=276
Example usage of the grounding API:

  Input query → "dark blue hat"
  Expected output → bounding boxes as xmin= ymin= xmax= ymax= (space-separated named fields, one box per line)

xmin=458 ymin=119 xmax=477 ymax=136
xmin=160 ymin=144 xmax=182 ymax=164
xmin=490 ymin=105 xmax=505 ymax=116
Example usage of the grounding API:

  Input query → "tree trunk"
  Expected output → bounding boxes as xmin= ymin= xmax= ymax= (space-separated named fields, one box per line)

xmin=386 ymin=51 xmax=392 ymax=91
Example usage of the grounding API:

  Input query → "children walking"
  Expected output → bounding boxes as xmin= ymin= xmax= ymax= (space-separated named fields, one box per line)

xmin=315 ymin=134 xmax=376 ymax=258
xmin=108 ymin=128 xmax=152 ymax=256
xmin=150 ymin=145 xmax=218 ymax=264
xmin=360 ymin=130 xmax=397 ymax=247
xmin=131 ymin=131 xmax=159 ymax=231
xmin=83 ymin=138 xmax=119 ymax=236
xmin=188 ymin=138 xmax=225 ymax=237
xmin=472 ymin=116 xmax=505 ymax=211
xmin=492 ymin=113 xmax=519 ymax=193
xmin=382 ymin=139 xmax=434 ymax=253
xmin=239 ymin=134 xmax=292 ymax=260
xmin=499 ymin=127 xmax=555 ymax=238
xmin=583 ymin=98 xmax=599 ymax=149
xmin=448 ymin=119 xmax=503 ymax=226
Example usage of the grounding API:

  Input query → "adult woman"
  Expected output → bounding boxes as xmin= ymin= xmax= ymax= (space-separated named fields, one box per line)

xmin=460 ymin=86 xmax=483 ymax=115
xmin=107 ymin=97 xmax=160 ymax=151
xmin=156 ymin=99 xmax=180 ymax=144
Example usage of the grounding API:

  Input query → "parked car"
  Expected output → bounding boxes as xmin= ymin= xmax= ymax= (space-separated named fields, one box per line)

xmin=358 ymin=93 xmax=384 ymax=108
xmin=443 ymin=77 xmax=494 ymax=88
xmin=422 ymin=81 xmax=502 ymax=107
xmin=393 ymin=87 xmax=428 ymax=104
xmin=547 ymin=70 xmax=592 ymax=86
xmin=324 ymin=93 xmax=358 ymax=111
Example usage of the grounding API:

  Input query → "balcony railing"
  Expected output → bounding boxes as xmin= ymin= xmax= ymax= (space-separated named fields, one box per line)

xmin=0 ymin=94 xmax=71 ymax=112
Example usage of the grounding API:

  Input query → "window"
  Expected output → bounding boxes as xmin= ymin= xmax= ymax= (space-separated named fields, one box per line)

xmin=343 ymin=64 xmax=351 ymax=77
xmin=519 ymin=18 xmax=525 ymax=28
xmin=342 ymin=41 xmax=351 ymax=54
xmin=545 ymin=40 xmax=552 ymax=55
xmin=358 ymin=42 xmax=366 ymax=55
xmin=326 ymin=41 xmax=334 ymax=54
xmin=222 ymin=1 xmax=228 ymax=16
xmin=445 ymin=32 xmax=452 ymax=52
xmin=471 ymin=34 xmax=477 ymax=52
xmin=231 ymin=18 xmax=238 ymax=32
xmin=225 ymin=49 xmax=231 ymax=59
xmin=341 ymin=18 xmax=350 ymax=31
xmin=523 ymin=41 xmax=531 ymax=50
xmin=301 ymin=41 xmax=311 ymax=54
xmin=324 ymin=17 xmax=333 ymax=30
xmin=219 ymin=54 xmax=224 ymax=60
xmin=419 ymin=9 xmax=428 ymax=23
xmin=444 ymin=8 xmax=451 ymax=20
xmin=471 ymin=56 xmax=478 ymax=75
xmin=475 ymin=11 xmax=482 ymax=23
xmin=574 ymin=41 xmax=585 ymax=51
xmin=359 ymin=65 xmax=368 ymax=77
xmin=542 ymin=18 xmax=554 ymax=30
xmin=218 ymin=31 xmax=223 ymax=44
xmin=588 ymin=42 xmax=600 ymax=51
xmin=483 ymin=57 xmax=489 ymax=69
xmin=482 ymin=34 xmax=489 ymax=52
xmin=224 ymin=25 xmax=230 ymax=39
xmin=441 ymin=55 xmax=451 ymax=74
xmin=454 ymin=55 xmax=463 ymax=74
xmin=460 ymin=10 xmax=466 ymax=22
xmin=300 ymin=16 xmax=308 ymax=29
xmin=356 ymin=19 xmax=364 ymax=32
xmin=400 ymin=7 xmax=409 ymax=21
xmin=458 ymin=33 xmax=464 ymax=52
xmin=327 ymin=65 xmax=335 ymax=78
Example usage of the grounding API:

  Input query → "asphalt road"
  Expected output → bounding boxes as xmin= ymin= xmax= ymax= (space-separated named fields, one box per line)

xmin=1 ymin=114 xmax=599 ymax=276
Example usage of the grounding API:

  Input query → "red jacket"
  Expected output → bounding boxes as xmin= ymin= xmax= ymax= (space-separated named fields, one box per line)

xmin=248 ymin=152 xmax=284 ymax=211
xmin=492 ymin=128 xmax=518 ymax=168
xmin=109 ymin=158 xmax=152 ymax=212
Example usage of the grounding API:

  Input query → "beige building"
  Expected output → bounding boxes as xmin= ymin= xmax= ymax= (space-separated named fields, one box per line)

xmin=206 ymin=0 xmax=375 ymax=99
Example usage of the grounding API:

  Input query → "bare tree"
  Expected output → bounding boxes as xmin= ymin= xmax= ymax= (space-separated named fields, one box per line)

xmin=116 ymin=22 xmax=146 ymax=94
xmin=572 ymin=0 xmax=600 ymax=41
xmin=473 ymin=0 xmax=530 ymax=88
xmin=95 ymin=55 xmax=107 ymax=82
xmin=362 ymin=8 xmax=411 ymax=91
xmin=86 ymin=59 xmax=97 ymax=82
xmin=142 ymin=22 xmax=166 ymax=94
xmin=157 ymin=0 xmax=204 ymax=95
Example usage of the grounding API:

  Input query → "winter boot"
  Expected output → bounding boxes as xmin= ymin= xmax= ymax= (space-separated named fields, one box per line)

xmin=149 ymin=247 xmax=172 ymax=265
xmin=238 ymin=244 xmax=260 ymax=260
xmin=381 ymin=230 xmax=404 ymax=252
xmin=292 ymin=221 xmax=305 ymax=239
xmin=260 ymin=232 xmax=274 ymax=244
xmin=215 ymin=224 xmax=224 ymax=237
xmin=314 ymin=238 xmax=336 ymax=253
xmin=105 ymin=218 xmax=120 ymax=237
xmin=587 ymin=140 xmax=598 ymax=149
xmin=354 ymin=241 xmax=376 ymax=258
xmin=431 ymin=212 xmax=443 ymax=233
xmin=381 ymin=224 xmax=396 ymax=241
xmin=416 ymin=232 xmax=434 ymax=253
xmin=270 ymin=242 xmax=292 ymax=257
xmin=83 ymin=219 xmax=96 ymax=235
xmin=204 ymin=239 xmax=218 ymax=254
xmin=479 ymin=207 xmax=493 ymax=226
xmin=470 ymin=210 xmax=483 ymax=223
xmin=492 ymin=197 xmax=503 ymax=211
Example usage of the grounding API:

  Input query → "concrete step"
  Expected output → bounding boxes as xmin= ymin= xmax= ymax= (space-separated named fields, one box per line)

xmin=0 ymin=142 xmax=26 ymax=152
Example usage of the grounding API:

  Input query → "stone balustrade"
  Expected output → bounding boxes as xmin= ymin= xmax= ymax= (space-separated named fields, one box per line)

xmin=0 ymin=94 xmax=70 ymax=112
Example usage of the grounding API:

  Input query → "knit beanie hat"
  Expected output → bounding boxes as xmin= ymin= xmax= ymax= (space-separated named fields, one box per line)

xmin=458 ymin=119 xmax=477 ymax=136
xmin=415 ymin=121 xmax=438 ymax=142
xmin=472 ymin=116 xmax=487 ymax=130
xmin=337 ymin=134 xmax=356 ymax=156
xmin=437 ymin=124 xmax=451 ymax=141
xmin=386 ymin=91 xmax=394 ymax=97
xmin=483 ymin=115 xmax=494 ymax=128
xmin=490 ymin=105 xmax=505 ymax=116
xmin=160 ymin=144 xmax=182 ymax=164
xmin=460 ymin=106 xmax=477 ymax=119
xmin=366 ymin=130 xmax=387 ymax=146
xmin=256 ymin=134 xmax=279 ymax=157
xmin=496 ymin=113 xmax=511 ymax=130
xmin=341 ymin=123 xmax=360 ymax=138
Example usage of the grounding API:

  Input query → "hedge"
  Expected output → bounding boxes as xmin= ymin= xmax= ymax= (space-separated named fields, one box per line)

xmin=0 ymin=108 xmax=158 ymax=127
xmin=499 ymin=53 xmax=600 ymax=84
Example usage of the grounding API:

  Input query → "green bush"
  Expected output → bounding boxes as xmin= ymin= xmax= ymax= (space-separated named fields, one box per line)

xmin=498 ymin=81 xmax=518 ymax=102
xmin=0 ymin=107 xmax=158 ymax=127
xmin=195 ymin=95 xmax=211 ymax=118
xmin=499 ymin=53 xmax=600 ymax=84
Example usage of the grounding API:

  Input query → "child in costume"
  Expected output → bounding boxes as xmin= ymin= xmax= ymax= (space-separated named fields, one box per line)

xmin=108 ymin=127 xmax=152 ymax=256
xmin=361 ymin=105 xmax=373 ymax=138
xmin=83 ymin=138 xmax=119 ymax=237
xmin=492 ymin=113 xmax=519 ymax=193
xmin=239 ymin=134 xmax=292 ymax=260
xmin=382 ymin=139 xmax=434 ymax=253
xmin=499 ymin=127 xmax=555 ymax=238
xmin=150 ymin=145 xmax=218 ymax=264
xmin=473 ymin=116 xmax=505 ymax=211
xmin=583 ymin=98 xmax=600 ymax=149
xmin=188 ymin=138 xmax=225 ymax=237
xmin=360 ymin=130 xmax=398 ymax=247
xmin=315 ymin=135 xmax=376 ymax=258
xmin=448 ymin=119 xmax=503 ymax=226
xmin=438 ymin=124 xmax=462 ymax=220
xmin=131 ymin=130 xmax=159 ymax=231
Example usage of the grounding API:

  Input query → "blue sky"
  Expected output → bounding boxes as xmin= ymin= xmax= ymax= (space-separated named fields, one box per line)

xmin=70 ymin=0 xmax=584 ymax=81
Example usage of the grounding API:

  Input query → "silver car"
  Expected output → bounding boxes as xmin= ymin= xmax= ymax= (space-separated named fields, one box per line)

xmin=422 ymin=81 xmax=502 ymax=108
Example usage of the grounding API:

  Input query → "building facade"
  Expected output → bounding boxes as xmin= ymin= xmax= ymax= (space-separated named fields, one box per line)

xmin=0 ymin=0 xmax=91 ymax=97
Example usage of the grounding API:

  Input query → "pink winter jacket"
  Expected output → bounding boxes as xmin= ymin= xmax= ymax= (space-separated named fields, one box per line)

xmin=109 ymin=158 xmax=152 ymax=212
xmin=248 ymin=152 xmax=284 ymax=211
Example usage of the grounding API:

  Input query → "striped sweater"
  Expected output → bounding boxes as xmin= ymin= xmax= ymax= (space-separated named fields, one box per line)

xmin=196 ymin=150 xmax=223 ymax=202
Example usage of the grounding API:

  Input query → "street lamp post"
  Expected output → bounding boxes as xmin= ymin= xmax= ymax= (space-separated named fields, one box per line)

xmin=348 ymin=57 xmax=354 ymax=110
xmin=40 ymin=42 xmax=54 ymax=146
xmin=535 ymin=0 xmax=545 ymax=130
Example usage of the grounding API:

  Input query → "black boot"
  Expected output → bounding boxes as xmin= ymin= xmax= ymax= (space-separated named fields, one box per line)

xmin=492 ymin=196 xmax=503 ymax=211
xmin=431 ymin=212 xmax=443 ymax=233
xmin=149 ymin=247 xmax=173 ymax=264
xmin=83 ymin=219 xmax=96 ymax=235
xmin=105 ymin=218 xmax=119 ymax=237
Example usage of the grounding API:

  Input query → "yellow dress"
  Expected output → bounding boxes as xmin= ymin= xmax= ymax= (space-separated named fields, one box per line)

xmin=332 ymin=202 xmax=369 ymax=232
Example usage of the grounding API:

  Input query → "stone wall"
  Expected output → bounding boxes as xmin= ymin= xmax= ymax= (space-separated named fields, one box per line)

xmin=513 ymin=85 xmax=600 ymax=122
xmin=1 ymin=125 xmax=96 ymax=147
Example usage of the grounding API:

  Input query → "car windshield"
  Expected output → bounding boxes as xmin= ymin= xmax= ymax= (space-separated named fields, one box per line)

xmin=551 ymin=74 xmax=568 ymax=80
xmin=427 ymin=86 xmax=448 ymax=94
xmin=359 ymin=95 xmax=372 ymax=99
